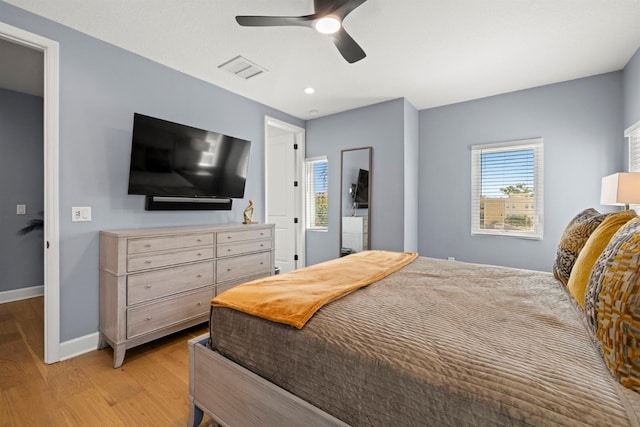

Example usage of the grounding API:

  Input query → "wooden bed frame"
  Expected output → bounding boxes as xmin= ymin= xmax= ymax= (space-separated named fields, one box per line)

xmin=188 ymin=334 xmax=349 ymax=427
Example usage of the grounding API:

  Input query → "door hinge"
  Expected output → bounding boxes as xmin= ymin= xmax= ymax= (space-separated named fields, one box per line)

xmin=294 ymin=218 xmax=299 ymax=224
xmin=294 ymin=254 xmax=299 ymax=261
xmin=294 ymin=181 xmax=298 ymax=187
xmin=293 ymin=143 xmax=298 ymax=150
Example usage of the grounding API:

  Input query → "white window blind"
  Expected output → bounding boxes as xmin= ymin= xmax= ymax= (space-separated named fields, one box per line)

xmin=471 ymin=138 xmax=544 ymax=239
xmin=627 ymin=123 xmax=640 ymax=172
xmin=626 ymin=122 xmax=640 ymax=213
xmin=305 ymin=157 xmax=328 ymax=230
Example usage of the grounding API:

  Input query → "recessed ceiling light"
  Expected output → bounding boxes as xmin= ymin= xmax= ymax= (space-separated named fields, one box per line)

xmin=315 ymin=16 xmax=341 ymax=34
xmin=304 ymin=87 xmax=315 ymax=94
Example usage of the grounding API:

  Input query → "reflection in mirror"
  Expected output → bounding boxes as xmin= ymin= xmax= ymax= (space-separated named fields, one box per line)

xmin=340 ymin=147 xmax=372 ymax=257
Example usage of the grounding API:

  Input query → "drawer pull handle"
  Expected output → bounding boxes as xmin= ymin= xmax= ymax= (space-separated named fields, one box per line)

xmin=260 ymin=262 xmax=264 ymax=265
xmin=227 ymin=268 xmax=232 ymax=272
xmin=146 ymin=317 xmax=152 ymax=321
xmin=260 ymin=232 xmax=264 ymax=236
xmin=144 ymin=285 xmax=152 ymax=289
xmin=197 ymin=302 xmax=202 ymax=306
xmin=260 ymin=244 xmax=264 ymax=247
xmin=227 ymin=248 xmax=232 ymax=252
xmin=197 ymin=253 xmax=202 ymax=256
xmin=197 ymin=274 xmax=202 ymax=278
xmin=227 ymin=236 xmax=232 ymax=239
xmin=197 ymin=239 xmax=202 ymax=242
xmin=145 ymin=261 xmax=152 ymax=264
xmin=145 ymin=244 xmax=151 ymax=248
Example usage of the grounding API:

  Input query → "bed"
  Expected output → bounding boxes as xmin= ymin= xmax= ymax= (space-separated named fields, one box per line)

xmin=188 ymin=237 xmax=640 ymax=426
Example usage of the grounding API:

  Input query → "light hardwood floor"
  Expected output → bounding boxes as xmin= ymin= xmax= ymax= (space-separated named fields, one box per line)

xmin=0 ymin=296 xmax=214 ymax=426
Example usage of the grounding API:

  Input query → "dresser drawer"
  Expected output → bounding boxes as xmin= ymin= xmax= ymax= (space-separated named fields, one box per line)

xmin=218 ymin=239 xmax=272 ymax=258
xmin=127 ymin=261 xmax=214 ymax=305
xmin=217 ymin=228 xmax=272 ymax=244
xmin=127 ymin=287 xmax=213 ymax=339
xmin=217 ymin=251 xmax=272 ymax=283
xmin=128 ymin=247 xmax=214 ymax=272
xmin=128 ymin=233 xmax=213 ymax=255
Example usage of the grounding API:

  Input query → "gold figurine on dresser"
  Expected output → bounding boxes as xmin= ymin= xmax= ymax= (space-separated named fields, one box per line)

xmin=243 ymin=199 xmax=257 ymax=224
xmin=98 ymin=223 xmax=274 ymax=368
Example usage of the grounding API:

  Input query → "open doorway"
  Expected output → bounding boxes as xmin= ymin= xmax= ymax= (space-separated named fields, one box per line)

xmin=0 ymin=22 xmax=60 ymax=363
xmin=0 ymin=39 xmax=44 ymax=304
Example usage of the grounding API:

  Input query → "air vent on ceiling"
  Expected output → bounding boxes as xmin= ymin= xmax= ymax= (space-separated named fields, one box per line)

xmin=218 ymin=55 xmax=267 ymax=80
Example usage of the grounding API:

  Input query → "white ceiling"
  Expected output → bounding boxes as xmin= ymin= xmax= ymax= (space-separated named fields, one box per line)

xmin=3 ymin=0 xmax=640 ymax=119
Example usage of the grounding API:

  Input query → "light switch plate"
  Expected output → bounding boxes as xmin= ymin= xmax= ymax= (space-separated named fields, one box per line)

xmin=17 ymin=204 xmax=26 ymax=215
xmin=72 ymin=206 xmax=91 ymax=222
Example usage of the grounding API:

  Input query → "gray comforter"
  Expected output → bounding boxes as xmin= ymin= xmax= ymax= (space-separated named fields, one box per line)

xmin=210 ymin=257 xmax=640 ymax=426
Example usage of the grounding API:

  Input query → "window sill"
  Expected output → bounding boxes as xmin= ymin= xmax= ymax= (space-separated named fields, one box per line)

xmin=472 ymin=230 xmax=543 ymax=240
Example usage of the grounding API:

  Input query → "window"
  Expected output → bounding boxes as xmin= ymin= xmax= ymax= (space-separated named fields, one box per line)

xmin=626 ymin=122 xmax=640 ymax=213
xmin=471 ymin=138 xmax=544 ymax=239
xmin=305 ymin=157 xmax=328 ymax=230
xmin=627 ymin=121 xmax=640 ymax=172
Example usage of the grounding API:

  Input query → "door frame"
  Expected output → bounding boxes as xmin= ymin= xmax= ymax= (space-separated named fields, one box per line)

xmin=0 ymin=22 xmax=60 ymax=363
xmin=264 ymin=116 xmax=306 ymax=269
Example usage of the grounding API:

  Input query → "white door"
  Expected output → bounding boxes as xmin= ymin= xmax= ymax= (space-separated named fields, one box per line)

xmin=265 ymin=119 xmax=304 ymax=273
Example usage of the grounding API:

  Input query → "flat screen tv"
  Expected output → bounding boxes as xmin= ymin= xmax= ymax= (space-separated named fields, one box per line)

xmin=354 ymin=168 xmax=369 ymax=209
xmin=127 ymin=113 xmax=251 ymax=199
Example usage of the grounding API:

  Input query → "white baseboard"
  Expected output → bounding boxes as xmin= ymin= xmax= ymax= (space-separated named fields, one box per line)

xmin=0 ymin=285 xmax=44 ymax=303
xmin=60 ymin=332 xmax=100 ymax=361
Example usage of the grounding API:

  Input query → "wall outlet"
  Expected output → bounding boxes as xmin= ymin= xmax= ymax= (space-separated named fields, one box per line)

xmin=17 ymin=204 xmax=26 ymax=215
xmin=447 ymin=256 xmax=455 ymax=261
xmin=72 ymin=206 xmax=92 ymax=222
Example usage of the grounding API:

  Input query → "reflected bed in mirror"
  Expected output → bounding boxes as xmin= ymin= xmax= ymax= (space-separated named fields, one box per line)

xmin=340 ymin=147 xmax=372 ymax=257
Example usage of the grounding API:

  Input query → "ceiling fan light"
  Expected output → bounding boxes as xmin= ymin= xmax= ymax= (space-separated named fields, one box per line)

xmin=315 ymin=16 xmax=341 ymax=34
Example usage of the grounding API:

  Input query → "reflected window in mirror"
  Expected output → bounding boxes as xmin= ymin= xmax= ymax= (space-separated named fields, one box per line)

xmin=305 ymin=156 xmax=328 ymax=230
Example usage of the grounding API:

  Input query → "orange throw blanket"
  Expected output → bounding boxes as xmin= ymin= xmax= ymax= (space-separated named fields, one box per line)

xmin=211 ymin=250 xmax=418 ymax=329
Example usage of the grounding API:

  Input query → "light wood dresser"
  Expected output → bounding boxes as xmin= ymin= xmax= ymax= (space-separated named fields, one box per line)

xmin=99 ymin=223 xmax=274 ymax=368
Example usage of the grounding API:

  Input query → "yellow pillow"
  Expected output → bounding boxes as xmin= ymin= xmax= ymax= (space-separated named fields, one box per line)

xmin=567 ymin=210 xmax=637 ymax=307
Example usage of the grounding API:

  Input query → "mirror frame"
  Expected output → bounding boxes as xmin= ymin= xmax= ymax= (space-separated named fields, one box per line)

xmin=339 ymin=147 xmax=372 ymax=256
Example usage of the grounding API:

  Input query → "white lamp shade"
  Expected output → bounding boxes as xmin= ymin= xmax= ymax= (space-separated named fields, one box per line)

xmin=600 ymin=172 xmax=640 ymax=206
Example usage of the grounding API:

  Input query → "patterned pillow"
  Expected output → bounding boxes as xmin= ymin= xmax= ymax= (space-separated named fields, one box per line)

xmin=552 ymin=208 xmax=607 ymax=285
xmin=566 ymin=210 xmax=637 ymax=308
xmin=584 ymin=217 xmax=640 ymax=391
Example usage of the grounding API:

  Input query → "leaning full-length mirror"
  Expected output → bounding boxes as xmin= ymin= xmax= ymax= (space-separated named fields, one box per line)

xmin=340 ymin=147 xmax=372 ymax=256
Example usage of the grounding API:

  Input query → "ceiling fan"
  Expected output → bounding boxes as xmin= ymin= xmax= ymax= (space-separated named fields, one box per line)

xmin=235 ymin=0 xmax=368 ymax=64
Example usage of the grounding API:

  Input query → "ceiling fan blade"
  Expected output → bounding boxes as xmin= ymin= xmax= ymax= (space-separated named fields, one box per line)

xmin=236 ymin=15 xmax=315 ymax=28
xmin=333 ymin=0 xmax=368 ymax=20
xmin=313 ymin=0 xmax=339 ymax=15
xmin=330 ymin=28 xmax=366 ymax=63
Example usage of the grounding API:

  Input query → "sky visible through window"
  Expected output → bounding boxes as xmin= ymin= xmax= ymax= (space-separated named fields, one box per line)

xmin=314 ymin=161 xmax=328 ymax=193
xmin=481 ymin=149 xmax=534 ymax=197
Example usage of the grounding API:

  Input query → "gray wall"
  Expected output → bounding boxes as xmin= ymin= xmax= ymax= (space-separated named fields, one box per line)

xmin=419 ymin=72 xmax=624 ymax=272
xmin=624 ymin=47 xmax=640 ymax=129
xmin=0 ymin=1 xmax=303 ymax=341
xmin=0 ymin=88 xmax=43 ymax=292
xmin=306 ymin=98 xmax=407 ymax=265
xmin=403 ymin=99 xmax=419 ymax=252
